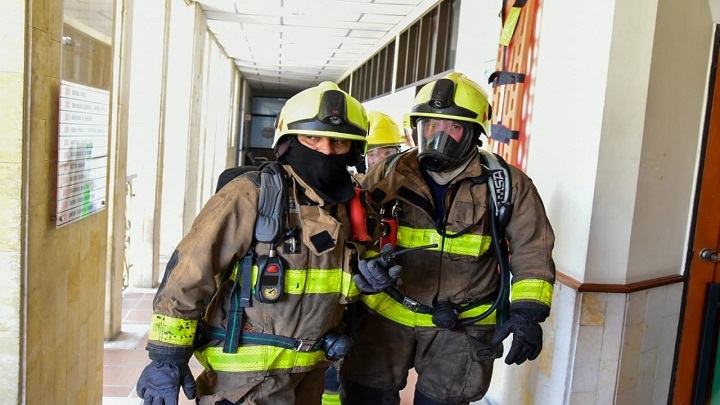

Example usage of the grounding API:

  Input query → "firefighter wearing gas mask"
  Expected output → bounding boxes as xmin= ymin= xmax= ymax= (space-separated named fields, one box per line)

xmin=340 ymin=72 xmax=556 ymax=405
xmin=136 ymin=82 xmax=370 ymax=405
xmin=323 ymin=109 xmax=408 ymax=405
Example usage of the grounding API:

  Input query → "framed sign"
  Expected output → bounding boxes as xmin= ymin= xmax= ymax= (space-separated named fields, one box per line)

xmin=56 ymin=80 xmax=110 ymax=227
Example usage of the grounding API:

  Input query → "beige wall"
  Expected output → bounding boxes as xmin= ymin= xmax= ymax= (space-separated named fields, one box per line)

xmin=22 ymin=0 xmax=110 ymax=403
xmin=62 ymin=24 xmax=113 ymax=88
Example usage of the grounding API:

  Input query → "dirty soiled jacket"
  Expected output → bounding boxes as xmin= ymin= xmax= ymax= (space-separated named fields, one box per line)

xmin=359 ymin=149 xmax=555 ymax=327
xmin=147 ymin=164 xmax=362 ymax=376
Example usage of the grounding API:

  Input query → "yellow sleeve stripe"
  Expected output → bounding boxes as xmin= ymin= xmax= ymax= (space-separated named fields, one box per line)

xmin=511 ymin=279 xmax=554 ymax=307
xmin=149 ymin=314 xmax=197 ymax=346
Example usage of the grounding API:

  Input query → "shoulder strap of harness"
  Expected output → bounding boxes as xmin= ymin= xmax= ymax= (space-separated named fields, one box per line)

xmin=478 ymin=149 xmax=513 ymax=228
xmin=254 ymin=162 xmax=287 ymax=243
xmin=383 ymin=149 xmax=410 ymax=179
xmin=214 ymin=161 xmax=287 ymax=243
xmin=372 ymin=149 xmax=411 ymax=210
xmin=477 ymin=149 xmax=513 ymax=326
xmin=215 ymin=161 xmax=289 ymax=353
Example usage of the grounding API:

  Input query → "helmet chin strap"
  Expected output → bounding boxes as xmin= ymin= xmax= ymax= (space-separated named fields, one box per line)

xmin=424 ymin=150 xmax=476 ymax=185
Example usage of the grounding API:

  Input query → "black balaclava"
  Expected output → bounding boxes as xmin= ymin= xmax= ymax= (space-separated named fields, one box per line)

xmin=283 ymin=136 xmax=356 ymax=203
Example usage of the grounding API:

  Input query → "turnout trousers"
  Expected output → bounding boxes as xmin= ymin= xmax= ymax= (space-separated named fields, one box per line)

xmin=195 ymin=366 xmax=327 ymax=405
xmin=339 ymin=310 xmax=501 ymax=405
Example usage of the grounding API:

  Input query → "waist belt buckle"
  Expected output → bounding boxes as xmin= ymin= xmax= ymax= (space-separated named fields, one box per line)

xmin=402 ymin=297 xmax=420 ymax=312
xmin=293 ymin=339 xmax=317 ymax=352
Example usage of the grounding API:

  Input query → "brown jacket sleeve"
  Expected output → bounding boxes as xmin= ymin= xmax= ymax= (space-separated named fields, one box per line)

xmin=147 ymin=177 xmax=260 ymax=359
xmin=504 ymin=165 xmax=556 ymax=319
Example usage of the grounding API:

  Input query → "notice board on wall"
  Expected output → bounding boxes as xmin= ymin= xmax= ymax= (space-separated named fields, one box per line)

xmin=56 ymin=80 xmax=110 ymax=228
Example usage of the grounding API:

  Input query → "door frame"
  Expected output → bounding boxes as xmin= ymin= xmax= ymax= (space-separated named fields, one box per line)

xmin=672 ymin=24 xmax=720 ymax=404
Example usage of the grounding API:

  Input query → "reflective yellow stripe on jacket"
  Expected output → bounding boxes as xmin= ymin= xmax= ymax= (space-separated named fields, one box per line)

xmin=230 ymin=264 xmax=361 ymax=300
xmin=362 ymin=292 xmax=496 ymax=327
xmin=195 ymin=345 xmax=327 ymax=372
xmin=363 ymin=226 xmax=493 ymax=326
xmin=150 ymin=263 xmax=360 ymax=346
xmin=397 ymin=226 xmax=492 ymax=256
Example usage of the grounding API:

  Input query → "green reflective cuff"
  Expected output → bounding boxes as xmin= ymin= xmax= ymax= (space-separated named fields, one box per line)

xmin=511 ymin=279 xmax=554 ymax=307
xmin=362 ymin=292 xmax=496 ymax=327
xmin=149 ymin=314 xmax=197 ymax=346
xmin=397 ymin=226 xmax=491 ymax=257
xmin=194 ymin=345 xmax=327 ymax=372
xmin=322 ymin=392 xmax=341 ymax=405
xmin=500 ymin=7 xmax=522 ymax=46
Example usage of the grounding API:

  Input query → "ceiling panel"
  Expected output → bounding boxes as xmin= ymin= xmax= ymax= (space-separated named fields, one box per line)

xmin=205 ymin=12 xmax=282 ymax=25
xmin=63 ymin=0 xmax=440 ymax=94
xmin=359 ymin=13 xmax=407 ymax=24
xmin=197 ymin=0 xmax=442 ymax=94
xmin=281 ymin=17 xmax=394 ymax=32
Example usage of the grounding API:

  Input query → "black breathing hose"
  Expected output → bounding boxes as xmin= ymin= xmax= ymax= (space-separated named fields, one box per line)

xmin=455 ymin=197 xmax=511 ymax=328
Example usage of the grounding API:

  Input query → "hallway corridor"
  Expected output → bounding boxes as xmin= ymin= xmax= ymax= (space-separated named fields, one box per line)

xmin=102 ymin=288 xmax=418 ymax=404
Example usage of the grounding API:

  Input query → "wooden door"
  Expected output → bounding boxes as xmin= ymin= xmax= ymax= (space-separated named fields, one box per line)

xmin=672 ymin=26 xmax=720 ymax=404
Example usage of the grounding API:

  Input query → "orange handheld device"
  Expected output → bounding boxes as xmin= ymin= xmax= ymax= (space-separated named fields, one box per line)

xmin=350 ymin=188 xmax=372 ymax=242
xmin=379 ymin=201 xmax=400 ymax=248
xmin=379 ymin=217 xmax=397 ymax=249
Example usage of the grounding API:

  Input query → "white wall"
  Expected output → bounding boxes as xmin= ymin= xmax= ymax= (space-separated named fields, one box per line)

xmin=711 ymin=0 xmax=720 ymax=21
xmin=454 ymin=0 xmax=502 ymax=95
xmin=160 ymin=0 xmax=197 ymax=258
xmin=528 ymin=0 xmax=712 ymax=285
xmin=625 ymin=0 xmax=712 ymax=282
xmin=125 ymin=0 xmax=167 ymax=287
xmin=583 ymin=0 xmax=658 ymax=284
xmin=527 ymin=0 xmax=617 ymax=283
xmin=362 ymin=87 xmax=417 ymax=135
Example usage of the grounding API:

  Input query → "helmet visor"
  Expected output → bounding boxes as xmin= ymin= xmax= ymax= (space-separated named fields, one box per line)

xmin=366 ymin=146 xmax=400 ymax=167
xmin=416 ymin=118 xmax=474 ymax=165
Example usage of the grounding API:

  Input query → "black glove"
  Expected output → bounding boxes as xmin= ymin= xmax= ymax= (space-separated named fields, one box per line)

xmin=490 ymin=314 xmax=543 ymax=365
xmin=353 ymin=244 xmax=403 ymax=293
xmin=136 ymin=360 xmax=196 ymax=405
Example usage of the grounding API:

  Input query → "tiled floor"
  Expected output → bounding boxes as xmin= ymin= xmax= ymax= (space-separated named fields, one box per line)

xmin=102 ymin=287 xmax=203 ymax=405
xmin=102 ymin=287 xmax=417 ymax=404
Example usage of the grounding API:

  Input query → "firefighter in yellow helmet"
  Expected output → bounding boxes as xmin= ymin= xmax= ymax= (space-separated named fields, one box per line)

xmin=340 ymin=72 xmax=556 ymax=404
xmin=364 ymin=111 xmax=407 ymax=168
xmin=136 ymin=82 xmax=371 ymax=405
xmin=321 ymin=109 xmax=406 ymax=405
xmin=401 ymin=112 xmax=416 ymax=148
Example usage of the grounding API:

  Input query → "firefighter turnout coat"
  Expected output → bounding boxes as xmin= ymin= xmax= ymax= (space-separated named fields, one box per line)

xmin=359 ymin=148 xmax=555 ymax=330
xmin=339 ymin=148 xmax=555 ymax=401
xmin=147 ymin=164 xmax=362 ymax=380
